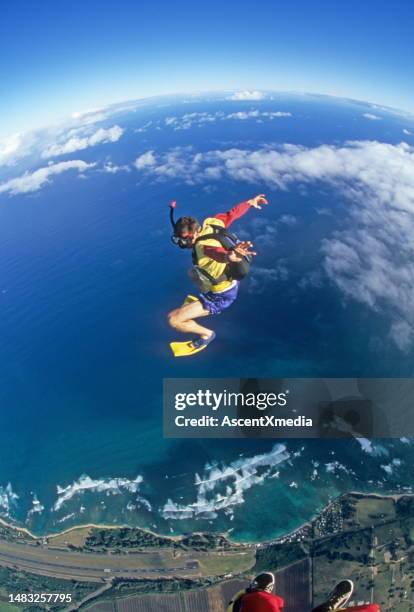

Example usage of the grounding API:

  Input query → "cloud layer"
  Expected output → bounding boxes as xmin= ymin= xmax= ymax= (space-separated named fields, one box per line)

xmin=228 ymin=90 xmax=267 ymax=100
xmin=41 ymin=125 xmax=124 ymax=158
xmin=0 ymin=131 xmax=39 ymax=166
xmin=0 ymin=160 xmax=96 ymax=195
xmin=363 ymin=113 xmax=382 ymax=121
xmin=159 ymin=109 xmax=292 ymax=131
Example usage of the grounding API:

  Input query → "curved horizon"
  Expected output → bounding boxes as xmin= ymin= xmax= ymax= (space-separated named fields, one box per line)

xmin=3 ymin=89 xmax=414 ymax=140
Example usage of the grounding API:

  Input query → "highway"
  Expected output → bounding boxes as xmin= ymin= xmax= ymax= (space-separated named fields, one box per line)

xmin=0 ymin=539 xmax=199 ymax=582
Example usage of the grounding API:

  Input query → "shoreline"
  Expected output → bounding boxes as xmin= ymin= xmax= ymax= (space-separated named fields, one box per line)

xmin=1 ymin=489 xmax=412 ymax=547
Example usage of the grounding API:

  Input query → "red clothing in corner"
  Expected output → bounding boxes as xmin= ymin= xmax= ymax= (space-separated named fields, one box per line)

xmin=240 ymin=590 xmax=284 ymax=612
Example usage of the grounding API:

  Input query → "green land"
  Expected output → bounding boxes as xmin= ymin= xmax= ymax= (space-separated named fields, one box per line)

xmin=1 ymin=492 xmax=414 ymax=611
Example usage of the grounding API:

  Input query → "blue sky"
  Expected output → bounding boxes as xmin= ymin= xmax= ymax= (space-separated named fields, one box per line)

xmin=1 ymin=0 xmax=413 ymax=136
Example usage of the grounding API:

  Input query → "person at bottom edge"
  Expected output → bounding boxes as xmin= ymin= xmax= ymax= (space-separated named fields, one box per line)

xmin=227 ymin=573 xmax=381 ymax=612
xmin=227 ymin=573 xmax=284 ymax=612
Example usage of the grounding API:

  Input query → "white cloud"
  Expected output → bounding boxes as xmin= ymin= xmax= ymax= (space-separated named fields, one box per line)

xmin=228 ymin=90 xmax=266 ymax=100
xmin=41 ymin=125 xmax=124 ymax=158
xmin=163 ymin=112 xmax=224 ymax=130
xmin=388 ymin=319 xmax=414 ymax=351
xmin=268 ymin=111 xmax=291 ymax=118
xmin=133 ymin=150 xmax=157 ymax=169
xmin=102 ymin=161 xmax=130 ymax=174
xmin=134 ymin=146 xmax=200 ymax=183
xmin=403 ymin=128 xmax=413 ymax=136
xmin=0 ymin=160 xmax=96 ymax=195
xmin=226 ymin=110 xmax=291 ymax=121
xmin=279 ymin=214 xmax=297 ymax=226
xmin=71 ymin=107 xmax=107 ymax=121
xmin=0 ymin=131 xmax=39 ymax=166
xmin=135 ymin=121 xmax=153 ymax=133
xmin=158 ymin=109 xmax=291 ymax=131
xmin=0 ymin=103 xmax=136 ymax=168
xmin=135 ymin=140 xmax=414 ymax=348
xmin=134 ymin=140 xmax=414 ymax=196
xmin=249 ymin=214 xmax=296 ymax=248
xmin=315 ymin=207 xmax=333 ymax=216
xmin=70 ymin=101 xmax=140 ymax=126
xmin=248 ymin=263 xmax=289 ymax=293
xmin=363 ymin=113 xmax=382 ymax=121
xmin=226 ymin=110 xmax=260 ymax=120
xmin=0 ymin=132 xmax=24 ymax=165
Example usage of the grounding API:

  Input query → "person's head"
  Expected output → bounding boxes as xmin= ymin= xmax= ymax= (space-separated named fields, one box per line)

xmin=251 ymin=572 xmax=275 ymax=593
xmin=172 ymin=216 xmax=201 ymax=248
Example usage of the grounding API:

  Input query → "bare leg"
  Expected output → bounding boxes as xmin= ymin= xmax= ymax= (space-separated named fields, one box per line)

xmin=168 ymin=300 xmax=213 ymax=339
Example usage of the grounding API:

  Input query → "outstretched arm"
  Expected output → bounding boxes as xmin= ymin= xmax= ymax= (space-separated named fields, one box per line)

xmin=214 ymin=194 xmax=268 ymax=228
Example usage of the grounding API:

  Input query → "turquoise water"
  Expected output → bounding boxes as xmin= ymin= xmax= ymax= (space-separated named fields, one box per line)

xmin=1 ymin=93 xmax=414 ymax=539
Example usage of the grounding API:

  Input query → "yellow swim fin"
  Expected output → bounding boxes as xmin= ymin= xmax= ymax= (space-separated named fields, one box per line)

xmin=183 ymin=294 xmax=199 ymax=305
xmin=170 ymin=332 xmax=216 ymax=358
xmin=170 ymin=340 xmax=208 ymax=357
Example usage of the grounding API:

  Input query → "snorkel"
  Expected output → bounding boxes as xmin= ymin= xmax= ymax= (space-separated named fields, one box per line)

xmin=169 ymin=200 xmax=199 ymax=249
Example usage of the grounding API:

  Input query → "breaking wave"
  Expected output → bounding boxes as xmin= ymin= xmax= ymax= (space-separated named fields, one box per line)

xmin=53 ymin=474 xmax=144 ymax=511
xmin=162 ymin=443 xmax=290 ymax=520
xmin=0 ymin=483 xmax=19 ymax=517
xmin=26 ymin=494 xmax=45 ymax=520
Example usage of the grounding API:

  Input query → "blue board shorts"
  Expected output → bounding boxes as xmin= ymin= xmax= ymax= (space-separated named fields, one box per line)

xmin=199 ymin=281 xmax=239 ymax=315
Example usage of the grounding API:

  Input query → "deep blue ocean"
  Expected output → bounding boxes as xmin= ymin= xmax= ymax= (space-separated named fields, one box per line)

xmin=1 ymin=93 xmax=414 ymax=540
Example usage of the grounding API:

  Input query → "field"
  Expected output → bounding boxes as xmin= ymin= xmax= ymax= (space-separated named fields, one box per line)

xmin=0 ymin=602 xmax=20 ymax=612
xmin=313 ymin=498 xmax=414 ymax=610
xmin=85 ymin=561 xmax=310 ymax=612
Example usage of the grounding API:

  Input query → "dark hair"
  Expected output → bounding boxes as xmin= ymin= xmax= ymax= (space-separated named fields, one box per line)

xmin=174 ymin=216 xmax=200 ymax=236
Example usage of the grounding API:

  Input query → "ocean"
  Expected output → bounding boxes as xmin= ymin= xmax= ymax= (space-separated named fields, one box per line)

xmin=1 ymin=94 xmax=413 ymax=540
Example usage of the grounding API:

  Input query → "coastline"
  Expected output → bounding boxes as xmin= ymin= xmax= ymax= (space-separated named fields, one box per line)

xmin=1 ymin=489 xmax=412 ymax=547
xmin=1 ymin=487 xmax=412 ymax=611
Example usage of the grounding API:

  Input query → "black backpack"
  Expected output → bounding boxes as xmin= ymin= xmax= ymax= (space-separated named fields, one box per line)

xmin=192 ymin=224 xmax=251 ymax=285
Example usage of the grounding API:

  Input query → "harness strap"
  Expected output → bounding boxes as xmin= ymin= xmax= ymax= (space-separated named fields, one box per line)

xmin=193 ymin=225 xmax=235 ymax=249
xmin=193 ymin=224 xmax=250 ymax=285
xmin=192 ymin=225 xmax=233 ymax=285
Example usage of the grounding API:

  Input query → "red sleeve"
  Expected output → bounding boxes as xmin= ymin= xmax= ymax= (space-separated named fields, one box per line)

xmin=214 ymin=200 xmax=251 ymax=228
xmin=202 ymin=245 xmax=229 ymax=263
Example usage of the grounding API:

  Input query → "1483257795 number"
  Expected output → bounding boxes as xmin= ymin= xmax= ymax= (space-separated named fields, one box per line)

xmin=9 ymin=593 xmax=72 ymax=604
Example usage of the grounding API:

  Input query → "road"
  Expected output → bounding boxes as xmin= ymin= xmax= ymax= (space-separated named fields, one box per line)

xmin=0 ymin=539 xmax=200 ymax=582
